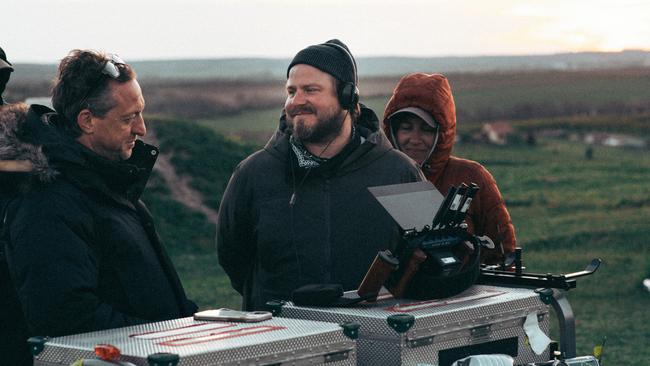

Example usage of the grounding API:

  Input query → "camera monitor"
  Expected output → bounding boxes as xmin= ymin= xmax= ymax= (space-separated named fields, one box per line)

xmin=367 ymin=181 xmax=444 ymax=232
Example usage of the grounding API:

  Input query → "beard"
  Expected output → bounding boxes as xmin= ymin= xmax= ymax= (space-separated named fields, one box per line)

xmin=286 ymin=104 xmax=347 ymax=144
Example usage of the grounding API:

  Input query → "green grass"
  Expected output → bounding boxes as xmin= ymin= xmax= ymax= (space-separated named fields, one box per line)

xmin=145 ymin=116 xmax=650 ymax=364
xmin=196 ymin=109 xmax=281 ymax=145
xmin=194 ymin=97 xmax=650 ymax=153
xmin=455 ymin=140 xmax=650 ymax=363
xmin=141 ymin=118 xmax=255 ymax=310
xmin=149 ymin=117 xmax=256 ymax=210
xmin=172 ymin=253 xmax=242 ymax=310
xmin=452 ymin=74 xmax=650 ymax=113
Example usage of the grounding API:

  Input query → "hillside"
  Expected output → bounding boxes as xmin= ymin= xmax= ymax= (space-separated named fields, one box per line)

xmin=141 ymin=118 xmax=255 ymax=308
xmin=185 ymin=68 xmax=650 ymax=146
xmin=9 ymin=50 xmax=650 ymax=83
xmin=8 ymin=67 xmax=650 ymax=128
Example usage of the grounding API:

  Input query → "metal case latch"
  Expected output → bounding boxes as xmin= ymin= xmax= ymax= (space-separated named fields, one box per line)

xmin=470 ymin=325 xmax=492 ymax=342
xmin=408 ymin=335 xmax=435 ymax=348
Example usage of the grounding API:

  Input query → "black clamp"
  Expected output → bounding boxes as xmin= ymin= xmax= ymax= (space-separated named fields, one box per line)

xmin=27 ymin=336 xmax=49 ymax=356
xmin=387 ymin=314 xmax=415 ymax=334
xmin=340 ymin=321 xmax=361 ymax=340
xmin=265 ymin=300 xmax=286 ymax=316
xmin=147 ymin=352 xmax=179 ymax=366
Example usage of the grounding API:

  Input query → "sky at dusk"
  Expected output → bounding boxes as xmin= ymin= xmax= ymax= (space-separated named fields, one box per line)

xmin=3 ymin=0 xmax=650 ymax=63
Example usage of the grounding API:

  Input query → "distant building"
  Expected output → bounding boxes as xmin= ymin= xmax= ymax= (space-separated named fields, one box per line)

xmin=584 ymin=133 xmax=646 ymax=148
xmin=480 ymin=122 xmax=513 ymax=145
xmin=584 ymin=133 xmax=608 ymax=145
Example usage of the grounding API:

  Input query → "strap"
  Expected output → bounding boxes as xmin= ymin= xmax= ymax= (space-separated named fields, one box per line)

xmin=1 ymin=198 xmax=14 ymax=260
xmin=0 ymin=203 xmax=9 ymax=260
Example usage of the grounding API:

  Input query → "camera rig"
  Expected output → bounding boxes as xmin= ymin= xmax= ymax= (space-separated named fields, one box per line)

xmin=358 ymin=181 xmax=495 ymax=300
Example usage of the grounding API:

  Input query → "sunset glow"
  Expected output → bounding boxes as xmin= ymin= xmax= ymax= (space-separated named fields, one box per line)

xmin=4 ymin=0 xmax=650 ymax=62
xmin=506 ymin=0 xmax=650 ymax=52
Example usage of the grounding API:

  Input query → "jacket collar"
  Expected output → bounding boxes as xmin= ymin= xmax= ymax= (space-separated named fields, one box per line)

xmin=20 ymin=104 xmax=158 ymax=206
xmin=60 ymin=140 xmax=158 ymax=205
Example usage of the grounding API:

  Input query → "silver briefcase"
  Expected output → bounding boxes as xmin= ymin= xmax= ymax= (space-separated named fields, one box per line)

xmin=30 ymin=316 xmax=357 ymax=366
xmin=272 ymin=285 xmax=551 ymax=366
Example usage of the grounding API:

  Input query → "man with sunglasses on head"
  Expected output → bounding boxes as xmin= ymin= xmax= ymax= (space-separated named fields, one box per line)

xmin=2 ymin=50 xmax=197 ymax=354
xmin=216 ymin=39 xmax=424 ymax=311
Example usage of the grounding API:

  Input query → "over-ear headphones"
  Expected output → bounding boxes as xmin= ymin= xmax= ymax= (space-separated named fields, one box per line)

xmin=325 ymin=43 xmax=359 ymax=110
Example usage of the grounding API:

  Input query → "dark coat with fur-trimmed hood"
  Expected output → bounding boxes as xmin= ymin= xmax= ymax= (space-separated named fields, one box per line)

xmin=382 ymin=73 xmax=516 ymax=263
xmin=1 ymin=104 xmax=196 ymax=365
xmin=0 ymin=103 xmax=48 ymax=366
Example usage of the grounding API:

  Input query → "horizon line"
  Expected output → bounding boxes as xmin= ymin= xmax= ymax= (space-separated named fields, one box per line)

xmin=10 ymin=49 xmax=650 ymax=65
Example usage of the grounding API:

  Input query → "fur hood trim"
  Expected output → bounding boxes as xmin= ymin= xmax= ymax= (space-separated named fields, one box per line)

xmin=0 ymin=103 xmax=57 ymax=183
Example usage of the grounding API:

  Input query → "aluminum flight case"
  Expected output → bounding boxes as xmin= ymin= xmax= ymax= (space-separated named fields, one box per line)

xmin=270 ymin=285 xmax=551 ymax=366
xmin=30 ymin=316 xmax=357 ymax=366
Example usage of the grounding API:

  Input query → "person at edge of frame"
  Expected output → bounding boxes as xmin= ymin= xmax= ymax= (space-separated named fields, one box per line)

xmin=0 ymin=46 xmax=13 ymax=105
xmin=216 ymin=39 xmax=425 ymax=311
xmin=0 ymin=47 xmax=32 ymax=366
xmin=382 ymin=73 xmax=516 ymax=264
xmin=1 ymin=50 xmax=197 ymax=365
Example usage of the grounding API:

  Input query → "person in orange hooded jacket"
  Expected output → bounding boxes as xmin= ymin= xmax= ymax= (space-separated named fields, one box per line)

xmin=382 ymin=73 xmax=516 ymax=264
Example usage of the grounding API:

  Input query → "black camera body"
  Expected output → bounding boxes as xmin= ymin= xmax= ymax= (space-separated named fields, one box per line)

xmin=401 ymin=227 xmax=467 ymax=277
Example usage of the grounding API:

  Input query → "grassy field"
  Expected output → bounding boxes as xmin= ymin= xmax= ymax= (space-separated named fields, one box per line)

xmin=446 ymin=69 xmax=650 ymax=114
xmin=456 ymin=141 xmax=649 ymax=364
xmin=197 ymin=101 xmax=650 ymax=150
xmin=145 ymin=117 xmax=649 ymax=364
xmin=9 ymin=66 xmax=650 ymax=126
xmin=193 ymin=95 xmax=395 ymax=144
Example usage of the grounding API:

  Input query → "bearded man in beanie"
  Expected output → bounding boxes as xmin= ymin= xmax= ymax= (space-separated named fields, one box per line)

xmin=216 ymin=39 xmax=424 ymax=310
xmin=0 ymin=46 xmax=13 ymax=105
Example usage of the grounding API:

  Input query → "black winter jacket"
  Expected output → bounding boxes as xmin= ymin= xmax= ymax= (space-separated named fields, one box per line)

xmin=216 ymin=106 xmax=424 ymax=310
xmin=1 ymin=105 xmax=196 ymax=358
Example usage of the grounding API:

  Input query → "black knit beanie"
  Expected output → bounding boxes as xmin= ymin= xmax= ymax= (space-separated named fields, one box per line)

xmin=287 ymin=39 xmax=356 ymax=84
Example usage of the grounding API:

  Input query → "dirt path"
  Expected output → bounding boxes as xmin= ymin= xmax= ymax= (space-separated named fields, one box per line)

xmin=145 ymin=124 xmax=218 ymax=224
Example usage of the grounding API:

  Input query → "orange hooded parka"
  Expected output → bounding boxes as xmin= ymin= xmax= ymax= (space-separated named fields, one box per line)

xmin=383 ymin=73 xmax=516 ymax=263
